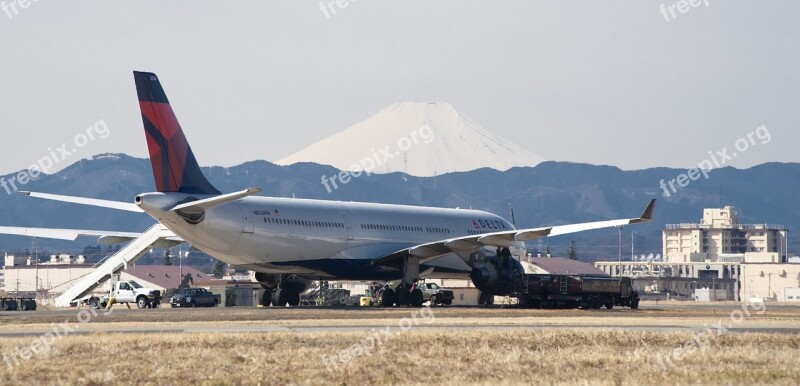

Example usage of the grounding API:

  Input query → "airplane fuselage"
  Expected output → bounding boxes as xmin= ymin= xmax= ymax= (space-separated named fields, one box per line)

xmin=137 ymin=193 xmax=520 ymax=280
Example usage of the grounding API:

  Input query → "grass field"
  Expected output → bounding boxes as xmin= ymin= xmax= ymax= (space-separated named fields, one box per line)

xmin=1 ymin=329 xmax=799 ymax=385
xmin=1 ymin=303 xmax=799 ymax=385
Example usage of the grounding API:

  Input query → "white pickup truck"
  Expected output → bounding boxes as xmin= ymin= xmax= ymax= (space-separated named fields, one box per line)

xmin=80 ymin=280 xmax=162 ymax=309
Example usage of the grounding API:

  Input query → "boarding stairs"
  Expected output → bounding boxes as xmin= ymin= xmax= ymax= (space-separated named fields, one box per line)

xmin=54 ymin=223 xmax=176 ymax=307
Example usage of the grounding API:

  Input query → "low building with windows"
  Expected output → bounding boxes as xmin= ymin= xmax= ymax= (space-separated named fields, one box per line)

xmin=2 ymin=253 xmax=211 ymax=304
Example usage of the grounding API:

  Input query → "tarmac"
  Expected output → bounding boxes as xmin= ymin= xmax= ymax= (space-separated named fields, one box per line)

xmin=1 ymin=302 xmax=798 ymax=336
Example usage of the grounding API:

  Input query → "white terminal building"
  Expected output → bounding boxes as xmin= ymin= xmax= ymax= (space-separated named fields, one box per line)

xmin=595 ymin=206 xmax=800 ymax=302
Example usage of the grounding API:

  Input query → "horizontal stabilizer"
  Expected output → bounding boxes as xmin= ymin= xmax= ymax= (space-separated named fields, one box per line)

xmin=170 ymin=187 xmax=262 ymax=212
xmin=21 ymin=191 xmax=144 ymax=213
xmin=0 ymin=226 xmax=142 ymax=241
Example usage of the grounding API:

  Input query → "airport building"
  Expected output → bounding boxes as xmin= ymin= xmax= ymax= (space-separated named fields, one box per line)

xmin=594 ymin=206 xmax=800 ymax=301
xmin=662 ymin=206 xmax=787 ymax=263
xmin=1 ymin=253 xmax=211 ymax=304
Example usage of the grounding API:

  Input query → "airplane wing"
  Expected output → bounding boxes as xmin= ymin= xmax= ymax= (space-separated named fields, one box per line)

xmin=372 ymin=199 xmax=656 ymax=266
xmin=0 ymin=225 xmax=182 ymax=246
xmin=21 ymin=191 xmax=144 ymax=213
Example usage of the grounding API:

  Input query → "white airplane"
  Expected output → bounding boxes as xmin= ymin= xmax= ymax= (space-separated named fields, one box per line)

xmin=0 ymin=72 xmax=655 ymax=307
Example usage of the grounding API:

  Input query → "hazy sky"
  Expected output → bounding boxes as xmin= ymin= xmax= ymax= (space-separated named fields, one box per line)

xmin=1 ymin=1 xmax=798 ymax=176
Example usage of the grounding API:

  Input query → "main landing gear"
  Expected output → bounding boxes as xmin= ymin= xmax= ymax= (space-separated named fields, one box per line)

xmin=258 ymin=274 xmax=303 ymax=307
xmin=380 ymin=255 xmax=424 ymax=307
xmin=380 ymin=283 xmax=424 ymax=307
xmin=260 ymin=287 xmax=301 ymax=307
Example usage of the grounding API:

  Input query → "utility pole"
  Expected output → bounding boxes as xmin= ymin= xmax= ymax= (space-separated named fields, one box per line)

xmin=34 ymin=238 xmax=39 ymax=294
xmin=617 ymin=225 xmax=624 ymax=276
xmin=631 ymin=232 xmax=635 ymax=261
xmin=179 ymin=244 xmax=183 ymax=278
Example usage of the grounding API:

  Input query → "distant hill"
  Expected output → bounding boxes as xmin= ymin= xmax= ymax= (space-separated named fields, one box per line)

xmin=2 ymin=153 xmax=799 ymax=261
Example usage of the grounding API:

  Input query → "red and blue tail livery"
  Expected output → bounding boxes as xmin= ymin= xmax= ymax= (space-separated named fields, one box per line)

xmin=133 ymin=71 xmax=220 ymax=195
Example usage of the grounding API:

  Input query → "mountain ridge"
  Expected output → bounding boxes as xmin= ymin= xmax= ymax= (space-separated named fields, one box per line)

xmin=1 ymin=153 xmax=798 ymax=261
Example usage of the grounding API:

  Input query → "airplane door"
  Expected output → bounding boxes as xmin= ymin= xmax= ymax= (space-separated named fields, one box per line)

xmin=449 ymin=219 xmax=460 ymax=236
xmin=239 ymin=204 xmax=255 ymax=234
xmin=342 ymin=215 xmax=353 ymax=240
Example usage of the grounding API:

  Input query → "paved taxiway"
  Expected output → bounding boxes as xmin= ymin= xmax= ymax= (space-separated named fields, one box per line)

xmin=1 ymin=324 xmax=799 ymax=337
xmin=1 ymin=302 xmax=798 ymax=336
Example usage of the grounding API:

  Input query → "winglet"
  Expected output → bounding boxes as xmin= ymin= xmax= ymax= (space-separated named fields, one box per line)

xmin=633 ymin=199 xmax=656 ymax=223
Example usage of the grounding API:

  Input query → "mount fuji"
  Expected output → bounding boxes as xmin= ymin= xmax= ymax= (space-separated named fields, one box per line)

xmin=276 ymin=101 xmax=545 ymax=176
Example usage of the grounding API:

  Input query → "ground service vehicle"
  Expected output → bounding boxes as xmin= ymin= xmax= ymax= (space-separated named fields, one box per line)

xmin=80 ymin=280 xmax=162 ymax=309
xmin=18 ymin=298 xmax=36 ymax=311
xmin=420 ymin=282 xmax=454 ymax=306
xmin=470 ymin=248 xmax=638 ymax=309
xmin=1 ymin=298 xmax=18 ymax=311
xmin=517 ymin=274 xmax=639 ymax=309
xmin=0 ymin=297 xmax=36 ymax=311
xmin=301 ymin=288 xmax=351 ymax=306
xmin=170 ymin=288 xmax=221 ymax=307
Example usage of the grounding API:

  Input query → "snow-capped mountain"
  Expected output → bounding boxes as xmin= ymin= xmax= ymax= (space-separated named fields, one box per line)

xmin=276 ymin=101 xmax=544 ymax=176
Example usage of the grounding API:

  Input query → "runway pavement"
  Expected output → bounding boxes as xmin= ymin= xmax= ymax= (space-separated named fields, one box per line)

xmin=1 ymin=302 xmax=798 ymax=336
xmin=1 ymin=323 xmax=799 ymax=337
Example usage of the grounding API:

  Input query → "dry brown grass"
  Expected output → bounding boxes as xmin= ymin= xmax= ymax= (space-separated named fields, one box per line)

xmin=1 ymin=329 xmax=799 ymax=385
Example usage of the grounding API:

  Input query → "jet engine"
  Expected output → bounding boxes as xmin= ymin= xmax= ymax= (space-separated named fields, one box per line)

xmin=469 ymin=247 xmax=524 ymax=296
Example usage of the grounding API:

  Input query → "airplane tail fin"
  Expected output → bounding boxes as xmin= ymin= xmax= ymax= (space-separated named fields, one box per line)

xmin=133 ymin=71 xmax=221 ymax=195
